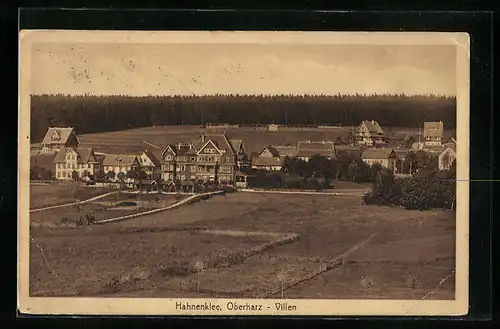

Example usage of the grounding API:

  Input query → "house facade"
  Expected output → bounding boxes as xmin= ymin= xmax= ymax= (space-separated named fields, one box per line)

xmin=361 ymin=148 xmax=397 ymax=171
xmin=102 ymin=154 xmax=141 ymax=175
xmin=41 ymin=127 xmax=80 ymax=153
xmin=252 ymin=146 xmax=284 ymax=171
xmin=54 ymin=147 xmax=100 ymax=180
xmin=296 ymin=141 xmax=336 ymax=162
xmin=438 ymin=143 xmax=456 ymax=170
xmin=139 ymin=148 xmax=162 ymax=178
xmin=423 ymin=121 xmax=444 ymax=147
xmin=161 ymin=133 xmax=249 ymax=184
xmin=354 ymin=120 xmax=387 ymax=146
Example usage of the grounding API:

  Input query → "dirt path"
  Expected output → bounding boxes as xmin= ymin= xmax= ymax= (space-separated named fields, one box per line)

xmin=95 ymin=191 xmax=224 ymax=224
xmin=30 ymin=191 xmax=119 ymax=213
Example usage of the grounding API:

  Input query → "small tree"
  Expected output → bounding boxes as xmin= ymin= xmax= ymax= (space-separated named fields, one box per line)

xmin=106 ymin=170 xmax=116 ymax=182
xmin=117 ymin=171 xmax=126 ymax=182
xmin=94 ymin=170 xmax=105 ymax=183
xmin=71 ymin=170 xmax=80 ymax=181
xmin=126 ymin=169 xmax=138 ymax=180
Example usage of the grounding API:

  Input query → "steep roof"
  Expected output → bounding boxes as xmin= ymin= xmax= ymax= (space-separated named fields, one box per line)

xmin=259 ymin=146 xmax=280 ymax=157
xmin=41 ymin=127 xmax=78 ymax=145
xmin=54 ymin=147 xmax=97 ymax=164
xmin=142 ymin=148 xmax=162 ymax=166
xmin=230 ymin=139 xmax=244 ymax=154
xmin=186 ymin=133 xmax=236 ymax=156
xmin=252 ymin=155 xmax=283 ymax=167
xmin=102 ymin=154 xmax=139 ymax=167
xmin=441 ymin=142 xmax=456 ymax=152
xmin=273 ymin=145 xmax=297 ymax=157
xmin=423 ymin=121 xmax=444 ymax=138
xmin=296 ymin=141 xmax=335 ymax=158
xmin=162 ymin=144 xmax=192 ymax=156
xmin=394 ymin=148 xmax=411 ymax=158
xmin=358 ymin=120 xmax=385 ymax=135
xmin=361 ymin=148 xmax=396 ymax=160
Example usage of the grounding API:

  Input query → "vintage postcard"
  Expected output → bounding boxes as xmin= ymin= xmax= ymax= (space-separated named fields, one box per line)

xmin=18 ymin=30 xmax=470 ymax=316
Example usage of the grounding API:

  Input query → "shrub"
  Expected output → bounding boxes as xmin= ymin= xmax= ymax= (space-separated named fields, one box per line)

xmin=76 ymin=213 xmax=97 ymax=226
xmin=362 ymin=169 xmax=401 ymax=206
xmin=221 ymin=186 xmax=236 ymax=193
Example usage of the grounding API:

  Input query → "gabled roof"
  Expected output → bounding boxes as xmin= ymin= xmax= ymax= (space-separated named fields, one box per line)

xmin=441 ymin=142 xmax=456 ymax=152
xmin=357 ymin=120 xmax=385 ymax=135
xmin=186 ymin=133 xmax=236 ymax=156
xmin=394 ymin=148 xmax=411 ymax=158
xmin=230 ymin=139 xmax=244 ymax=154
xmin=252 ymin=156 xmax=283 ymax=167
xmin=54 ymin=147 xmax=97 ymax=164
xmin=361 ymin=148 xmax=396 ymax=160
xmin=162 ymin=144 xmax=192 ymax=157
xmin=296 ymin=141 xmax=335 ymax=158
xmin=41 ymin=127 xmax=79 ymax=145
xmin=142 ymin=148 xmax=162 ymax=166
xmin=273 ymin=145 xmax=297 ymax=157
xmin=102 ymin=154 xmax=139 ymax=167
xmin=423 ymin=121 xmax=444 ymax=138
xmin=259 ymin=146 xmax=280 ymax=157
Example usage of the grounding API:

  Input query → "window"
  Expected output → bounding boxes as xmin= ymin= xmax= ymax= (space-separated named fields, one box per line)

xmin=166 ymin=155 xmax=172 ymax=161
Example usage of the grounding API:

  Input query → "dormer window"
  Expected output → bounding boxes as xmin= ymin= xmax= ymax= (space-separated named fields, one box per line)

xmin=51 ymin=131 xmax=61 ymax=141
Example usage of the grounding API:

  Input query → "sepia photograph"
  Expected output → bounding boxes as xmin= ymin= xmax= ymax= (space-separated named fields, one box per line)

xmin=18 ymin=30 xmax=469 ymax=316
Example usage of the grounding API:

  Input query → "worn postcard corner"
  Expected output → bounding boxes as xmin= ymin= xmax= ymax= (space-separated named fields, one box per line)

xmin=18 ymin=30 xmax=469 ymax=317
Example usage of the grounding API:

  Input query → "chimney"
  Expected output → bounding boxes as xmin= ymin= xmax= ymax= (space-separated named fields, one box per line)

xmin=177 ymin=142 xmax=182 ymax=150
xmin=189 ymin=143 xmax=193 ymax=150
xmin=371 ymin=120 xmax=375 ymax=125
xmin=201 ymin=134 xmax=205 ymax=142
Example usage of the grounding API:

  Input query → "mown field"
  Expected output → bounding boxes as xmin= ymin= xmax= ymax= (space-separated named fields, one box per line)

xmin=29 ymin=192 xmax=456 ymax=300
xmin=30 ymin=183 xmax=115 ymax=210
xmin=30 ymin=189 xmax=185 ymax=228
xmin=74 ymin=125 xmax=457 ymax=155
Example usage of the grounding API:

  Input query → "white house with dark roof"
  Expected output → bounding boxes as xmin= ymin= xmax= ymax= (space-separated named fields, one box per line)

xmin=252 ymin=146 xmax=285 ymax=171
xmin=354 ymin=120 xmax=386 ymax=146
xmin=438 ymin=138 xmax=456 ymax=171
xmin=423 ymin=121 xmax=444 ymax=147
xmin=54 ymin=147 xmax=100 ymax=180
xmin=102 ymin=154 xmax=141 ymax=175
xmin=361 ymin=147 xmax=397 ymax=171
xmin=41 ymin=127 xmax=80 ymax=153
xmin=139 ymin=148 xmax=163 ymax=177
xmin=295 ymin=141 xmax=336 ymax=162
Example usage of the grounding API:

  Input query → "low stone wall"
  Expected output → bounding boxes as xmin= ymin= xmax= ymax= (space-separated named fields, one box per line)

xmin=95 ymin=191 xmax=224 ymax=224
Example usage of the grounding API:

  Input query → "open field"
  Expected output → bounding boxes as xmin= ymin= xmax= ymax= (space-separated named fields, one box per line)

xmin=72 ymin=125 xmax=456 ymax=155
xmin=30 ymin=183 xmax=115 ymax=210
xmin=30 ymin=192 xmax=184 ymax=228
xmin=29 ymin=192 xmax=456 ymax=299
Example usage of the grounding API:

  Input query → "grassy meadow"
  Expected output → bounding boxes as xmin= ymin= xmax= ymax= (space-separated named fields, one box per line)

xmin=29 ymin=192 xmax=455 ymax=299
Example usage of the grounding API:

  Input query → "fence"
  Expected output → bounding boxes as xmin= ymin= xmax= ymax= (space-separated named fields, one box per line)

xmin=95 ymin=190 xmax=224 ymax=224
xmin=253 ymin=233 xmax=376 ymax=298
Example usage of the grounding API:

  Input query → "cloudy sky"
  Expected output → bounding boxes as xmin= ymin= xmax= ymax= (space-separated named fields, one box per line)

xmin=30 ymin=42 xmax=457 ymax=96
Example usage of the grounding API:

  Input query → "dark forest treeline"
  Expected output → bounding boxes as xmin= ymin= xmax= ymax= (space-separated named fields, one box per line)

xmin=30 ymin=94 xmax=456 ymax=142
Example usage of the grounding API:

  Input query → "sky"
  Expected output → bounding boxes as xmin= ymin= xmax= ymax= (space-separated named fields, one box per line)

xmin=30 ymin=42 xmax=457 ymax=96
